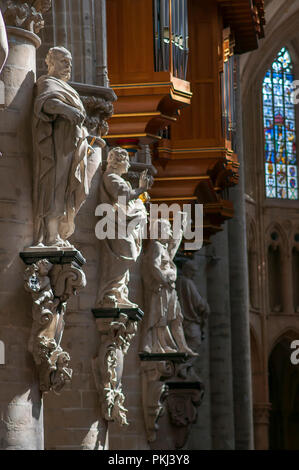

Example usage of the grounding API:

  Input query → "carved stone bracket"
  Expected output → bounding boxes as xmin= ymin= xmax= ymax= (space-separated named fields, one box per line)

xmin=70 ymin=82 xmax=117 ymax=142
xmin=20 ymin=249 xmax=86 ymax=393
xmin=166 ymin=382 xmax=205 ymax=449
xmin=139 ymin=353 xmax=190 ymax=443
xmin=92 ymin=308 xmax=143 ymax=426
xmin=2 ymin=0 xmax=52 ymax=34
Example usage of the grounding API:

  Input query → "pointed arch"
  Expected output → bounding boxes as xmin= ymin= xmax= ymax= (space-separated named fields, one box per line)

xmin=263 ymin=46 xmax=298 ymax=200
xmin=269 ymin=328 xmax=299 ymax=356
xmin=265 ymin=221 xmax=289 ymax=254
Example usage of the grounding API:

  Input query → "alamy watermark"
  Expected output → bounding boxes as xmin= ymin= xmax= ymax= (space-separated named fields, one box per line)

xmin=95 ymin=198 xmax=203 ymax=251
xmin=290 ymin=81 xmax=299 ymax=105
xmin=290 ymin=340 xmax=299 ymax=365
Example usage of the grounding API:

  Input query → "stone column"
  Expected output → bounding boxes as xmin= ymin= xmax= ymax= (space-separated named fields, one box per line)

xmin=95 ymin=0 xmax=109 ymax=87
xmin=0 ymin=27 xmax=43 ymax=450
xmin=253 ymin=403 xmax=271 ymax=450
xmin=206 ymin=227 xmax=235 ymax=450
xmin=186 ymin=249 xmax=212 ymax=450
xmin=227 ymin=56 xmax=254 ymax=449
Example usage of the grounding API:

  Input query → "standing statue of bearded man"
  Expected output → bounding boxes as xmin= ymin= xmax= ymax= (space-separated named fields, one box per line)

xmin=32 ymin=46 xmax=97 ymax=247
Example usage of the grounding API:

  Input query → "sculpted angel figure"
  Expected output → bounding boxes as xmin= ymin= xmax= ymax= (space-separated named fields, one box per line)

xmin=96 ymin=147 xmax=149 ymax=309
xmin=32 ymin=46 xmax=100 ymax=247
xmin=140 ymin=218 xmax=197 ymax=356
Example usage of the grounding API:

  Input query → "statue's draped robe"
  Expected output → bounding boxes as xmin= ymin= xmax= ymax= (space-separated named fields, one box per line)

xmin=96 ymin=172 xmax=147 ymax=307
xmin=141 ymin=237 xmax=183 ymax=353
xmin=33 ymin=75 xmax=89 ymax=243
xmin=176 ymin=274 xmax=209 ymax=347
xmin=0 ymin=10 xmax=8 ymax=74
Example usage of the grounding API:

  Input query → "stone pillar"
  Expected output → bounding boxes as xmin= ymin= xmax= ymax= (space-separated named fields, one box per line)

xmin=282 ymin=250 xmax=293 ymax=315
xmin=206 ymin=227 xmax=235 ymax=450
xmin=227 ymin=56 xmax=254 ymax=449
xmin=253 ymin=403 xmax=271 ymax=450
xmin=95 ymin=0 xmax=109 ymax=87
xmin=186 ymin=249 xmax=212 ymax=450
xmin=0 ymin=27 xmax=44 ymax=450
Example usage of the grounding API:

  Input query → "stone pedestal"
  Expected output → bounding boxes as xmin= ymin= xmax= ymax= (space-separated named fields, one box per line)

xmin=92 ymin=308 xmax=143 ymax=429
xmin=0 ymin=26 xmax=43 ymax=450
xmin=139 ymin=352 xmax=203 ymax=449
xmin=165 ymin=382 xmax=205 ymax=449
xmin=20 ymin=249 xmax=87 ymax=393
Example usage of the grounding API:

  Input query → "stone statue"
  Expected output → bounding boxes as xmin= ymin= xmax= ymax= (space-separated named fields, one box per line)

xmin=140 ymin=218 xmax=197 ymax=356
xmin=176 ymin=260 xmax=210 ymax=352
xmin=2 ymin=0 xmax=52 ymax=34
xmin=0 ymin=10 xmax=8 ymax=75
xmin=32 ymin=46 xmax=101 ymax=247
xmin=95 ymin=147 xmax=148 ymax=308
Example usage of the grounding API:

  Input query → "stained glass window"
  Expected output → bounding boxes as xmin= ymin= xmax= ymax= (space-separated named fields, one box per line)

xmin=263 ymin=47 xmax=298 ymax=200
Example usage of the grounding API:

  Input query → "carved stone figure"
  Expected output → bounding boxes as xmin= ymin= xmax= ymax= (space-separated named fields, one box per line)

xmin=95 ymin=147 xmax=148 ymax=308
xmin=32 ymin=46 xmax=101 ymax=247
xmin=177 ymin=260 xmax=210 ymax=351
xmin=2 ymin=0 xmax=52 ymax=33
xmin=24 ymin=257 xmax=86 ymax=392
xmin=140 ymin=218 xmax=197 ymax=356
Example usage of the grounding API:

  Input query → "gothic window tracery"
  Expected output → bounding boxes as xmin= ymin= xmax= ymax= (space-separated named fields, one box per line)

xmin=263 ymin=47 xmax=298 ymax=200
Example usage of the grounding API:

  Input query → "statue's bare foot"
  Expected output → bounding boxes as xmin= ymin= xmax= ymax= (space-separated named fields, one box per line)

xmin=163 ymin=346 xmax=177 ymax=354
xmin=118 ymin=299 xmax=138 ymax=309
xmin=46 ymin=235 xmax=65 ymax=247
xmin=179 ymin=346 xmax=198 ymax=357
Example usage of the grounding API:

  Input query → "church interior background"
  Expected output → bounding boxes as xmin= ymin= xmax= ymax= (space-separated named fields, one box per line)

xmin=0 ymin=0 xmax=299 ymax=451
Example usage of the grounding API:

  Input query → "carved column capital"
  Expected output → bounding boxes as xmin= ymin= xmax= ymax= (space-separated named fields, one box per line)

xmin=21 ymin=249 xmax=86 ymax=393
xmin=92 ymin=308 xmax=143 ymax=426
xmin=3 ymin=0 xmax=52 ymax=34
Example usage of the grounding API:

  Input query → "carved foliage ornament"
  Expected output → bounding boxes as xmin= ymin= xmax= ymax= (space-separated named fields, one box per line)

xmin=24 ymin=259 xmax=86 ymax=393
xmin=141 ymin=360 xmax=175 ymax=442
xmin=3 ymin=0 xmax=52 ymax=34
xmin=93 ymin=313 xmax=138 ymax=426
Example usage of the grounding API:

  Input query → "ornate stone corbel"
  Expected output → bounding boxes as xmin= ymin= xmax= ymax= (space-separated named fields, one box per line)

xmin=81 ymin=95 xmax=114 ymax=139
xmin=2 ymin=0 xmax=52 ymax=34
xmin=166 ymin=383 xmax=205 ymax=449
xmin=92 ymin=308 xmax=143 ymax=426
xmin=140 ymin=359 xmax=173 ymax=442
xmin=70 ymin=82 xmax=117 ymax=145
xmin=139 ymin=353 xmax=190 ymax=443
xmin=20 ymin=250 xmax=86 ymax=393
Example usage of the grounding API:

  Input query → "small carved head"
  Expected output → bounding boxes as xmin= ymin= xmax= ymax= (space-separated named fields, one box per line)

xmin=45 ymin=46 xmax=72 ymax=82
xmin=36 ymin=259 xmax=53 ymax=276
xmin=182 ymin=260 xmax=197 ymax=280
xmin=151 ymin=218 xmax=172 ymax=240
xmin=107 ymin=147 xmax=130 ymax=175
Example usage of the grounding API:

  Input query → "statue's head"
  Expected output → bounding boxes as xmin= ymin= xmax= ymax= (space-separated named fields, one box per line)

xmin=45 ymin=46 xmax=72 ymax=82
xmin=182 ymin=260 xmax=197 ymax=280
xmin=151 ymin=218 xmax=172 ymax=241
xmin=107 ymin=147 xmax=130 ymax=175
